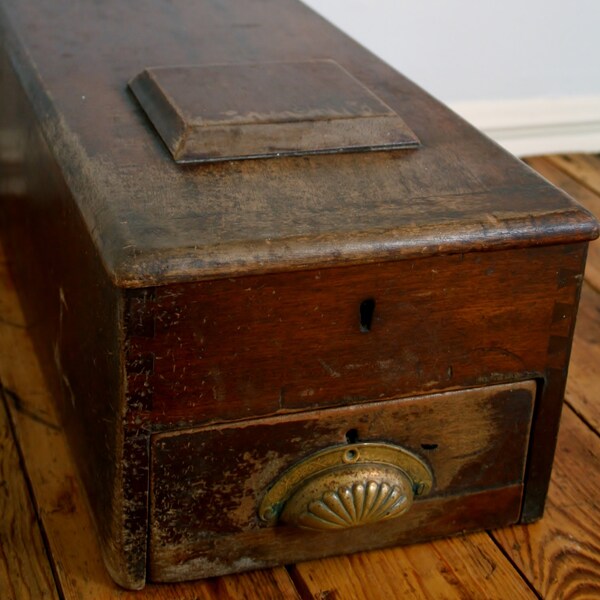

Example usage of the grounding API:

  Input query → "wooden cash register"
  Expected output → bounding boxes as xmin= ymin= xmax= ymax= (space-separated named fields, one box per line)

xmin=0 ymin=0 xmax=597 ymax=589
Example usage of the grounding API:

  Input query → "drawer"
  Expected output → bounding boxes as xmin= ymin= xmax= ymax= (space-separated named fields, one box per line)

xmin=149 ymin=380 xmax=535 ymax=582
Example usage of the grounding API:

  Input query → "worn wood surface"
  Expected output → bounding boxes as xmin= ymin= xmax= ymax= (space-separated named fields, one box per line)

xmin=0 ymin=39 xmax=146 ymax=585
xmin=0 ymin=0 xmax=597 ymax=286
xmin=128 ymin=61 xmax=420 ymax=163
xmin=1 ymin=0 xmax=597 ymax=588
xmin=126 ymin=245 xmax=583 ymax=426
xmin=0 ymin=152 xmax=599 ymax=597
xmin=0 ymin=250 xmax=300 ymax=599
xmin=152 ymin=485 xmax=525 ymax=584
xmin=150 ymin=383 xmax=533 ymax=579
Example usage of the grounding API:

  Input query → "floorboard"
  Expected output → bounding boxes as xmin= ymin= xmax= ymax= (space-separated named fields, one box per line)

xmin=0 ymin=390 xmax=58 ymax=600
xmin=492 ymin=406 xmax=600 ymax=599
xmin=547 ymin=154 xmax=600 ymax=200
xmin=288 ymin=533 xmax=537 ymax=599
xmin=565 ymin=283 xmax=600 ymax=432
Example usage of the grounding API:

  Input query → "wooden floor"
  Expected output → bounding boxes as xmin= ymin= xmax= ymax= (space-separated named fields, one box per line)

xmin=1 ymin=154 xmax=599 ymax=599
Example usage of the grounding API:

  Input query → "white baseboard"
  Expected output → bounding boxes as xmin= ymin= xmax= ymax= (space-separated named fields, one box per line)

xmin=449 ymin=96 xmax=600 ymax=157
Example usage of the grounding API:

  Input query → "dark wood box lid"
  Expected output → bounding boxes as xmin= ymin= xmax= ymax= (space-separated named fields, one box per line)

xmin=0 ymin=0 xmax=597 ymax=287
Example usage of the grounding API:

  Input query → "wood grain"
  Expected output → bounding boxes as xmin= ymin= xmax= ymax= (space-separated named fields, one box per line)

xmin=0 ymin=391 xmax=58 ymax=600
xmin=548 ymin=154 xmax=600 ymax=198
xmin=500 ymin=151 xmax=600 ymax=599
xmin=565 ymin=283 xmax=600 ymax=431
xmin=525 ymin=156 xmax=600 ymax=292
xmin=0 ymin=248 xmax=300 ymax=599
xmin=1 ymin=0 xmax=596 ymax=586
xmin=289 ymin=532 xmax=536 ymax=599
xmin=149 ymin=383 xmax=533 ymax=579
xmin=152 ymin=485 xmax=525 ymax=583
xmin=524 ymin=155 xmax=600 ymax=430
xmin=0 ymin=0 xmax=596 ymax=287
xmin=1 ymin=152 xmax=599 ymax=596
xmin=0 ymin=44 xmax=139 ymax=584
xmin=126 ymin=245 xmax=583 ymax=426
xmin=281 ymin=152 xmax=600 ymax=598
xmin=492 ymin=406 xmax=600 ymax=599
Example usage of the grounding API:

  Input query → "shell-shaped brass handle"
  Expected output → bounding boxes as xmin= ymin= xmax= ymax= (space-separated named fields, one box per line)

xmin=259 ymin=443 xmax=433 ymax=530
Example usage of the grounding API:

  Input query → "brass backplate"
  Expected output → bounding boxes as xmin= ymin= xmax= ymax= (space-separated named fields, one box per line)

xmin=259 ymin=442 xmax=433 ymax=529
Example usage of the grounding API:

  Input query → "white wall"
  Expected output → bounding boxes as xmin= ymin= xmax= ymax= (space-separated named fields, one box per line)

xmin=302 ymin=0 xmax=600 ymax=156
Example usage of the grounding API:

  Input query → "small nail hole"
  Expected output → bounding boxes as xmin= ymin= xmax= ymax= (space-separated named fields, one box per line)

xmin=344 ymin=449 xmax=359 ymax=463
xmin=421 ymin=443 xmax=438 ymax=450
xmin=359 ymin=298 xmax=376 ymax=332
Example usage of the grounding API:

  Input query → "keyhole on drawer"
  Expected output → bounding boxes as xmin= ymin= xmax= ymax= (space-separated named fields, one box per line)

xmin=345 ymin=428 xmax=359 ymax=444
xmin=359 ymin=298 xmax=376 ymax=332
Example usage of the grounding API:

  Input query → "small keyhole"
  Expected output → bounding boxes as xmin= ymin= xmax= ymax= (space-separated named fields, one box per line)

xmin=359 ymin=298 xmax=376 ymax=332
xmin=345 ymin=428 xmax=359 ymax=443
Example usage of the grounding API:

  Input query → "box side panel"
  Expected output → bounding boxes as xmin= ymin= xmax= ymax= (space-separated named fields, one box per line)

xmin=0 ymin=42 xmax=147 ymax=588
xmin=125 ymin=244 xmax=586 ymax=428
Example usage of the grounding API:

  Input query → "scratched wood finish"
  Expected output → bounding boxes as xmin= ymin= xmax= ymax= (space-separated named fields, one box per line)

xmin=0 ymin=392 xmax=58 ymax=600
xmin=126 ymin=241 xmax=586 ymax=530
xmin=149 ymin=382 xmax=533 ymax=579
xmin=126 ymin=245 xmax=583 ymax=426
xmin=152 ymin=486 xmax=524 ymax=583
xmin=0 ymin=33 xmax=141 ymax=581
xmin=0 ymin=248 xmax=301 ymax=600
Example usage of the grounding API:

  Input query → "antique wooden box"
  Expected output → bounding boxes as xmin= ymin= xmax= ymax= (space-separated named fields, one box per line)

xmin=0 ymin=0 xmax=598 ymax=590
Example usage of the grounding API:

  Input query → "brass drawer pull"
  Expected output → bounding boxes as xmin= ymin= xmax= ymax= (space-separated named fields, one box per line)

xmin=259 ymin=442 xmax=433 ymax=530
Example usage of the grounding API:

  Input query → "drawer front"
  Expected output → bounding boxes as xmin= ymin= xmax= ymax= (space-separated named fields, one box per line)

xmin=125 ymin=244 xmax=584 ymax=426
xmin=149 ymin=380 xmax=535 ymax=581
